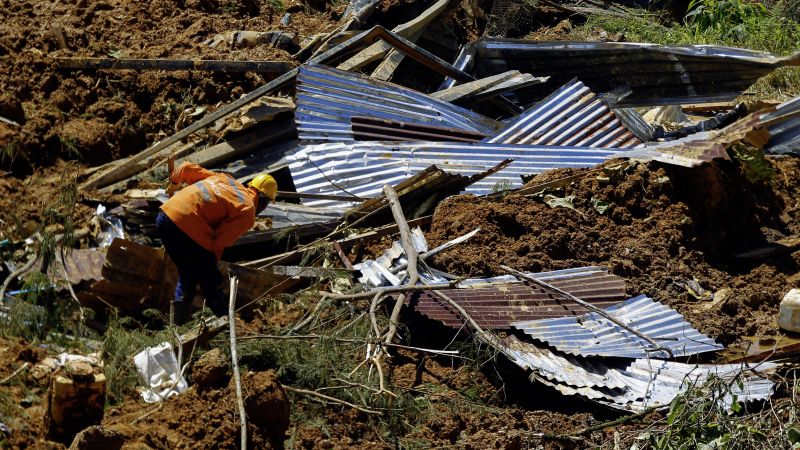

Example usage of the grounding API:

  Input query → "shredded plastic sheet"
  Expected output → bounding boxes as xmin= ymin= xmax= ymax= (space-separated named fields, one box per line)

xmin=133 ymin=342 xmax=188 ymax=403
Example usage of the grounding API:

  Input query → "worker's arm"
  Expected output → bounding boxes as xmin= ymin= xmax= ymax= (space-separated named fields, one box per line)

xmin=210 ymin=212 xmax=255 ymax=260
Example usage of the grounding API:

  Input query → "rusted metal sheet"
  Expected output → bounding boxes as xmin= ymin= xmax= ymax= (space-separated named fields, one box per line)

xmin=84 ymin=239 xmax=297 ymax=315
xmin=60 ymin=249 xmax=105 ymax=284
xmin=502 ymin=336 xmax=776 ymax=412
xmin=406 ymin=266 xmax=626 ymax=329
xmin=294 ymin=64 xmax=500 ymax=143
xmin=442 ymin=40 xmax=800 ymax=106
xmin=350 ymin=117 xmax=487 ymax=143
xmin=512 ymin=295 xmax=723 ymax=358
xmin=484 ymin=79 xmax=642 ymax=148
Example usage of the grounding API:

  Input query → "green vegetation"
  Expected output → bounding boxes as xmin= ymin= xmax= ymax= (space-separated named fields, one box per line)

xmin=1 ymin=141 xmax=21 ymax=168
xmin=59 ymin=136 xmax=82 ymax=160
xmin=635 ymin=376 xmax=798 ymax=450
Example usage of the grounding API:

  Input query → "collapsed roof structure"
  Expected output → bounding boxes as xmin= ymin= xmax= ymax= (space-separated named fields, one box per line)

xmin=37 ymin=9 xmax=800 ymax=417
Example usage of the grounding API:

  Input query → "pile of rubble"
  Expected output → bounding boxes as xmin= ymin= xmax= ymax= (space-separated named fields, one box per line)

xmin=2 ymin=0 xmax=800 ymax=447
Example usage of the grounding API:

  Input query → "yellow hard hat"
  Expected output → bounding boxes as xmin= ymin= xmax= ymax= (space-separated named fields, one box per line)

xmin=249 ymin=174 xmax=278 ymax=201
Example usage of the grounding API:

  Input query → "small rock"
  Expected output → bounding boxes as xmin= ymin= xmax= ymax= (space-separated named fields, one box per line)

xmin=69 ymin=426 xmax=124 ymax=450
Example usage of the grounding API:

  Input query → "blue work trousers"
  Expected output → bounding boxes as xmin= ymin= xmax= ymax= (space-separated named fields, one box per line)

xmin=155 ymin=211 xmax=225 ymax=311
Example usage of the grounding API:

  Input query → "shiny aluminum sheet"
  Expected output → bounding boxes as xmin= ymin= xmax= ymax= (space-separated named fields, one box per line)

xmin=502 ymin=336 xmax=776 ymax=411
xmin=762 ymin=96 xmax=800 ymax=155
xmin=295 ymin=65 xmax=500 ymax=143
xmin=406 ymin=266 xmax=627 ymax=330
xmin=484 ymin=79 xmax=641 ymax=148
xmin=288 ymin=141 xmax=626 ymax=209
xmin=512 ymin=295 xmax=723 ymax=358
xmin=443 ymin=40 xmax=800 ymax=106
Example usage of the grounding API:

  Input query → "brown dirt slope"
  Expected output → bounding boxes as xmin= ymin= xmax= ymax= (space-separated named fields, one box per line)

xmin=0 ymin=0 xmax=335 ymax=172
xmin=427 ymin=157 xmax=800 ymax=346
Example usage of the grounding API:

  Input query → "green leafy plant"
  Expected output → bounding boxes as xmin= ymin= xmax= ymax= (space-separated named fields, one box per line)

xmin=729 ymin=143 xmax=775 ymax=183
xmin=686 ymin=0 xmax=767 ymax=39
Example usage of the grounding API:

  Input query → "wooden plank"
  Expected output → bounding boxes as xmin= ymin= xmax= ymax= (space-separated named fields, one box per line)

xmin=337 ymin=0 xmax=451 ymax=72
xmin=431 ymin=71 xmax=522 ymax=102
xmin=370 ymin=28 xmax=424 ymax=81
xmin=178 ymin=122 xmax=296 ymax=168
xmin=55 ymin=57 xmax=292 ymax=73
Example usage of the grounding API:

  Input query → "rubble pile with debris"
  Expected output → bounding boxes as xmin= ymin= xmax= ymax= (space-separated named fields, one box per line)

xmin=2 ymin=0 xmax=800 ymax=448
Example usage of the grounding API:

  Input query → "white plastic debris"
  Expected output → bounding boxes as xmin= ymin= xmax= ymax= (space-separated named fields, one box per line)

xmin=133 ymin=342 xmax=188 ymax=403
xmin=94 ymin=204 xmax=125 ymax=247
xmin=778 ymin=288 xmax=800 ymax=333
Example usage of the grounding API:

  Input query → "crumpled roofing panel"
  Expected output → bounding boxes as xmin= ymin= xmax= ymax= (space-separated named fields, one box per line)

xmin=406 ymin=266 xmax=627 ymax=329
xmin=288 ymin=141 xmax=626 ymax=209
xmin=512 ymin=295 xmax=723 ymax=358
xmin=762 ymin=96 xmax=800 ymax=155
xmin=502 ymin=336 xmax=776 ymax=411
xmin=484 ymin=79 xmax=641 ymax=148
xmin=444 ymin=40 xmax=800 ymax=106
xmin=294 ymin=65 xmax=500 ymax=143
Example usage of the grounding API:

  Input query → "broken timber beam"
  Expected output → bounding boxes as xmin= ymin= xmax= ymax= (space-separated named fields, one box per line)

xmin=55 ymin=57 xmax=292 ymax=73
xmin=337 ymin=0 xmax=450 ymax=72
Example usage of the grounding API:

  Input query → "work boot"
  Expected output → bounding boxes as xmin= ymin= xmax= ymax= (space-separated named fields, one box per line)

xmin=171 ymin=301 xmax=190 ymax=326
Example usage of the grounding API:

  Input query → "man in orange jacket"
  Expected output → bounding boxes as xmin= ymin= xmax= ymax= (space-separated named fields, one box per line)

xmin=155 ymin=162 xmax=277 ymax=324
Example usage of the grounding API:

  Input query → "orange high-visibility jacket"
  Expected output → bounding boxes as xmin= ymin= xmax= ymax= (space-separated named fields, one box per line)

xmin=160 ymin=162 xmax=257 ymax=260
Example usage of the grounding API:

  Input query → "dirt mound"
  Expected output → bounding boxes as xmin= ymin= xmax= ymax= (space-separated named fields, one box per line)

xmin=104 ymin=369 xmax=289 ymax=449
xmin=192 ymin=348 xmax=229 ymax=389
xmin=0 ymin=0 xmax=335 ymax=173
xmin=241 ymin=370 xmax=290 ymax=445
xmin=68 ymin=425 xmax=124 ymax=450
xmin=427 ymin=158 xmax=800 ymax=346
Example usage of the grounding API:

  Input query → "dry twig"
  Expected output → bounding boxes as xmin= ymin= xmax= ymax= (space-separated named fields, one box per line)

xmin=284 ymin=385 xmax=382 ymax=415
xmin=0 ymin=362 xmax=30 ymax=384
xmin=381 ymin=184 xmax=419 ymax=347
xmin=228 ymin=276 xmax=247 ymax=450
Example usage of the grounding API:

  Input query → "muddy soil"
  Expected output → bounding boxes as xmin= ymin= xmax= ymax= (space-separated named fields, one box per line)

xmin=427 ymin=157 xmax=800 ymax=347
xmin=0 ymin=0 xmax=337 ymax=173
xmin=103 ymin=369 xmax=290 ymax=449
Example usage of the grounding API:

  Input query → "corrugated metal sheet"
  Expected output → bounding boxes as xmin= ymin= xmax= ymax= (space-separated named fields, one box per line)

xmin=61 ymin=248 xmax=105 ymax=284
xmin=762 ymin=96 xmax=800 ymax=155
xmin=444 ymin=40 xmax=800 ymax=106
xmin=502 ymin=336 xmax=776 ymax=411
xmin=406 ymin=266 xmax=627 ymax=329
xmin=294 ymin=64 xmax=500 ymax=143
xmin=287 ymin=141 xmax=627 ymax=209
xmin=344 ymin=165 xmax=489 ymax=222
xmin=484 ymin=79 xmax=641 ymax=148
xmin=512 ymin=295 xmax=723 ymax=358
xmin=622 ymin=111 xmax=766 ymax=167
xmin=351 ymin=116 xmax=487 ymax=142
